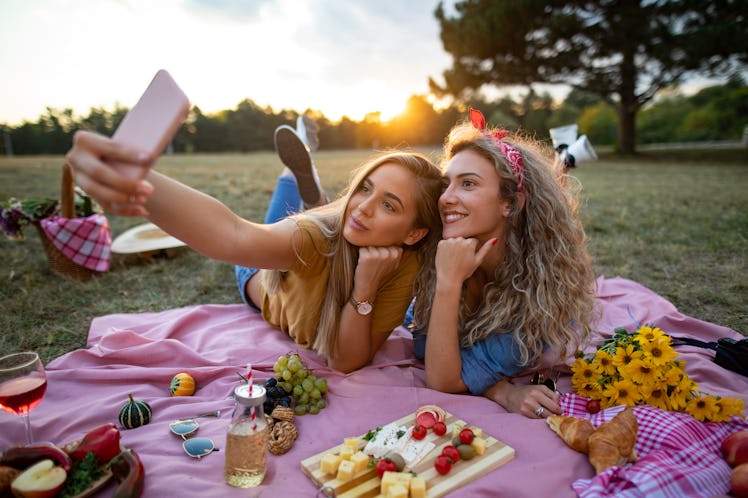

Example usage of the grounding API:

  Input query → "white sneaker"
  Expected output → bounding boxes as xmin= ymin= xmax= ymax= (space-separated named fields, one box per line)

xmin=274 ymin=125 xmax=325 ymax=207
xmin=296 ymin=115 xmax=320 ymax=152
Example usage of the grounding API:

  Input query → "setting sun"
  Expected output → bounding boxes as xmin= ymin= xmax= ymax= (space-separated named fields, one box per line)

xmin=0 ymin=1 xmax=450 ymax=126
xmin=306 ymin=80 xmax=410 ymax=122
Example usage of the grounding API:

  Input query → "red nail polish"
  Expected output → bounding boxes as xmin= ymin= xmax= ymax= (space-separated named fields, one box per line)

xmin=492 ymin=238 xmax=498 ymax=246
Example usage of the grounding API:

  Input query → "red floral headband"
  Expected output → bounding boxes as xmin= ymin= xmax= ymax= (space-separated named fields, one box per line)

xmin=469 ymin=108 xmax=524 ymax=191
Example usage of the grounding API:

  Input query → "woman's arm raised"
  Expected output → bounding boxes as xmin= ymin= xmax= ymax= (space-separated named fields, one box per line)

xmin=143 ymin=170 xmax=298 ymax=269
xmin=67 ymin=130 xmax=298 ymax=270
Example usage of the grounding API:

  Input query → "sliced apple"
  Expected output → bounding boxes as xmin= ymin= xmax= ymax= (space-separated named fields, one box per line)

xmin=10 ymin=459 xmax=67 ymax=498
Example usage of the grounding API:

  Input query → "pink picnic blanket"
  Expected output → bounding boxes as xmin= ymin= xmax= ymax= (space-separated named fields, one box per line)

xmin=1 ymin=276 xmax=746 ymax=497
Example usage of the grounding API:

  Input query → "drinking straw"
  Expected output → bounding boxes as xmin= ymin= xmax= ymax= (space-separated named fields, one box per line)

xmin=247 ymin=364 xmax=257 ymax=430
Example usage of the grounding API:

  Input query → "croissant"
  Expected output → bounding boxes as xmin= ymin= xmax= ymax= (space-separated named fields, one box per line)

xmin=546 ymin=415 xmax=595 ymax=453
xmin=588 ymin=407 xmax=638 ymax=474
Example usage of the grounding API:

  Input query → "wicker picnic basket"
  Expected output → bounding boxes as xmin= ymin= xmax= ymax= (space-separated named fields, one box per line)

xmin=32 ymin=163 xmax=98 ymax=281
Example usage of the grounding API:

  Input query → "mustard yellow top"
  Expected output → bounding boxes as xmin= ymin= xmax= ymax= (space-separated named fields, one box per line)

xmin=258 ymin=218 xmax=420 ymax=349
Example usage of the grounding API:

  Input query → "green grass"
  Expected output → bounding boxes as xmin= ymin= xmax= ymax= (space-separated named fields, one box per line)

xmin=2 ymin=147 xmax=746 ymax=364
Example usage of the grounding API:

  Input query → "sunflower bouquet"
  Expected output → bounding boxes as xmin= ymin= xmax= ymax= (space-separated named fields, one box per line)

xmin=571 ymin=325 xmax=745 ymax=422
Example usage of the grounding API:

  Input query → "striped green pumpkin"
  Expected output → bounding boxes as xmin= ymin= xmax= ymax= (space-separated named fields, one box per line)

xmin=118 ymin=393 xmax=152 ymax=429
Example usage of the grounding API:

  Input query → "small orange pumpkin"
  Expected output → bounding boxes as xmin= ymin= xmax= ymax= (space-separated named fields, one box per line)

xmin=170 ymin=372 xmax=196 ymax=396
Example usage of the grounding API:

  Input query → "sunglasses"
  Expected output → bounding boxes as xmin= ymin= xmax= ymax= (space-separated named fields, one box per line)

xmin=169 ymin=419 xmax=220 ymax=459
xmin=530 ymin=369 xmax=560 ymax=392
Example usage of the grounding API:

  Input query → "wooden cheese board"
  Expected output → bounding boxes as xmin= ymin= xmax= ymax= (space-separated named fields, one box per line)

xmin=300 ymin=409 xmax=515 ymax=497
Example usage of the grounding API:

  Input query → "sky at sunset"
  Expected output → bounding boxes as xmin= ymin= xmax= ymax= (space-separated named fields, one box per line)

xmin=0 ymin=0 xmax=462 ymax=125
xmin=1 ymin=0 xmax=728 ymax=128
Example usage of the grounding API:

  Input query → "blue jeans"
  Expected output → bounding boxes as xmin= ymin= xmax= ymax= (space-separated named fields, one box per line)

xmin=235 ymin=175 xmax=304 ymax=307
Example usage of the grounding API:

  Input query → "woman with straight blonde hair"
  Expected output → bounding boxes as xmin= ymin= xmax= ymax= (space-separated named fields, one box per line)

xmin=65 ymin=126 xmax=443 ymax=373
xmin=409 ymin=109 xmax=598 ymax=418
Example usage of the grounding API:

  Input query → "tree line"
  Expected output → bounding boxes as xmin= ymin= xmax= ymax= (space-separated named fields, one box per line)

xmin=1 ymin=77 xmax=745 ymax=156
xmin=430 ymin=0 xmax=747 ymax=153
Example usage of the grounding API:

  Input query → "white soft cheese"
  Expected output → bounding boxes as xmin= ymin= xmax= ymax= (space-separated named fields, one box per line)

xmin=397 ymin=426 xmax=436 ymax=467
xmin=363 ymin=423 xmax=408 ymax=459
xmin=363 ymin=424 xmax=435 ymax=467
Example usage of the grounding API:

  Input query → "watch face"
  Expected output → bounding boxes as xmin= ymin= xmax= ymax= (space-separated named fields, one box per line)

xmin=357 ymin=301 xmax=373 ymax=315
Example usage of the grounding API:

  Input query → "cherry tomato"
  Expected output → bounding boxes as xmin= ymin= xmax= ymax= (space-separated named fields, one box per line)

xmin=432 ymin=421 xmax=447 ymax=436
xmin=441 ymin=445 xmax=460 ymax=463
xmin=434 ymin=454 xmax=452 ymax=475
xmin=586 ymin=399 xmax=601 ymax=414
xmin=375 ymin=457 xmax=398 ymax=478
xmin=458 ymin=428 xmax=475 ymax=445
xmin=412 ymin=425 xmax=427 ymax=441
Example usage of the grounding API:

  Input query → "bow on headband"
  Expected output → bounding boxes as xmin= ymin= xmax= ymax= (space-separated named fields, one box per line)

xmin=469 ymin=108 xmax=524 ymax=191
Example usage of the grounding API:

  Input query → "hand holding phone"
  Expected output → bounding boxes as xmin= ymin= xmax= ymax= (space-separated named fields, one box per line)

xmin=109 ymin=69 xmax=190 ymax=180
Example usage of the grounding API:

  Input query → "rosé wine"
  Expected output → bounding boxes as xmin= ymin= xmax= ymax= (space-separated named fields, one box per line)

xmin=0 ymin=375 xmax=47 ymax=415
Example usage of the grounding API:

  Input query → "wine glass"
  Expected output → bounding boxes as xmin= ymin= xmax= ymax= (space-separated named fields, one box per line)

xmin=0 ymin=352 xmax=47 ymax=444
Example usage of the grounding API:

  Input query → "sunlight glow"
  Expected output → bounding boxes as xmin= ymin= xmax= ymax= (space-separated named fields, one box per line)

xmin=0 ymin=0 xmax=447 ymax=125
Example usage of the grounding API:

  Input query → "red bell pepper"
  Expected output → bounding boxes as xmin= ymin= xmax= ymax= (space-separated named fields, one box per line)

xmin=67 ymin=423 xmax=122 ymax=463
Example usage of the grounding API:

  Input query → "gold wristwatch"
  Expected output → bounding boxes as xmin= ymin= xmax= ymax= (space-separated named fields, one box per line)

xmin=350 ymin=296 xmax=373 ymax=316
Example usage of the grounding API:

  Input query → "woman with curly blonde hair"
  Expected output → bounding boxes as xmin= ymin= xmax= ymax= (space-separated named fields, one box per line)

xmin=409 ymin=109 xmax=598 ymax=418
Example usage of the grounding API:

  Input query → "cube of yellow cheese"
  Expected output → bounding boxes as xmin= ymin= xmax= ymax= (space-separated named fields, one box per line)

xmin=380 ymin=471 xmax=412 ymax=495
xmin=350 ymin=450 xmax=370 ymax=473
xmin=468 ymin=425 xmax=484 ymax=438
xmin=387 ymin=483 xmax=408 ymax=498
xmin=319 ymin=453 xmax=342 ymax=475
xmin=410 ymin=477 xmax=427 ymax=498
xmin=344 ymin=436 xmax=361 ymax=450
xmin=471 ymin=436 xmax=487 ymax=455
xmin=336 ymin=459 xmax=355 ymax=482
xmin=339 ymin=445 xmax=355 ymax=461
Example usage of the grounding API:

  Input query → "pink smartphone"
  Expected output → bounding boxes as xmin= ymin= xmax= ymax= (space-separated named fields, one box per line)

xmin=110 ymin=69 xmax=190 ymax=179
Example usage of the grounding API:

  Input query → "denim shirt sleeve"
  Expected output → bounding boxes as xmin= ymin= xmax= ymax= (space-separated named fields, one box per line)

xmin=459 ymin=332 xmax=527 ymax=395
xmin=411 ymin=329 xmax=526 ymax=395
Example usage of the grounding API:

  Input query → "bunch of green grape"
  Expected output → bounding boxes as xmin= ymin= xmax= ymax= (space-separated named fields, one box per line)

xmin=273 ymin=353 xmax=328 ymax=415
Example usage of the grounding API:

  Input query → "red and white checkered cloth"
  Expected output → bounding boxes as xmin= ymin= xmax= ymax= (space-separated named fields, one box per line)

xmin=40 ymin=214 xmax=111 ymax=272
xmin=561 ymin=393 xmax=748 ymax=497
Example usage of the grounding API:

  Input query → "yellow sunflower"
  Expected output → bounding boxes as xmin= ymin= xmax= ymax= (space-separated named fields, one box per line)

xmin=639 ymin=336 xmax=678 ymax=366
xmin=598 ymin=395 xmax=616 ymax=410
xmin=676 ymin=374 xmax=698 ymax=394
xmin=662 ymin=364 xmax=685 ymax=387
xmin=612 ymin=343 xmax=640 ymax=369
xmin=685 ymin=395 xmax=719 ymax=422
xmin=571 ymin=358 xmax=602 ymax=391
xmin=602 ymin=378 xmax=641 ymax=407
xmin=667 ymin=385 xmax=691 ymax=411
xmin=576 ymin=382 xmax=603 ymax=400
xmin=634 ymin=325 xmax=667 ymax=344
xmin=709 ymin=401 xmax=732 ymax=423
xmin=593 ymin=349 xmax=617 ymax=377
xmin=715 ymin=397 xmax=746 ymax=420
xmin=641 ymin=384 xmax=671 ymax=411
xmin=622 ymin=357 xmax=660 ymax=386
